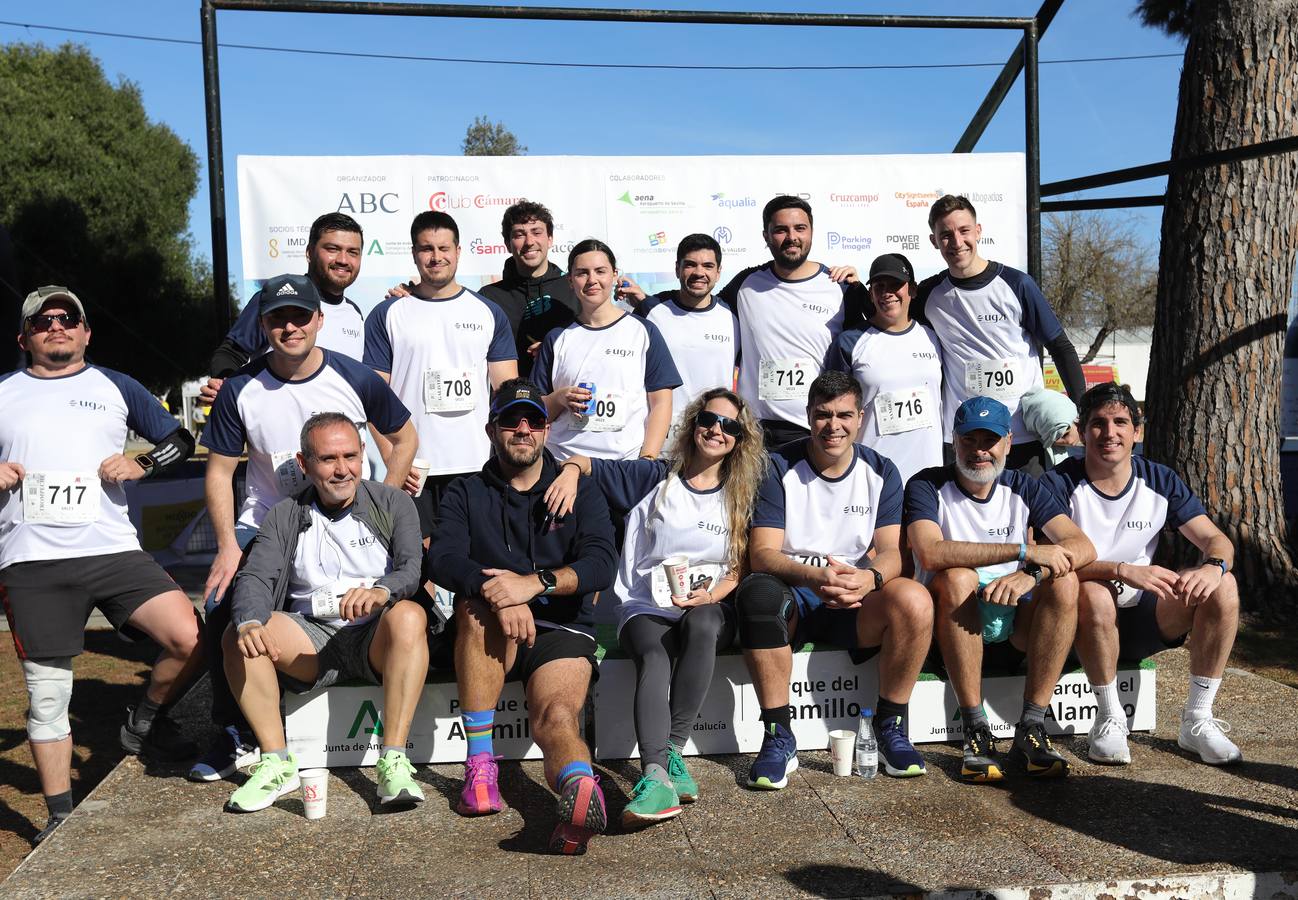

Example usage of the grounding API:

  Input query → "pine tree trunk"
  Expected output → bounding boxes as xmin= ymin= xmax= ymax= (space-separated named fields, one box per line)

xmin=1145 ymin=0 xmax=1298 ymax=619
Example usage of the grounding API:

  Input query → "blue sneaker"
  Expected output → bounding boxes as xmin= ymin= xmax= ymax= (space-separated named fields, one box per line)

xmin=875 ymin=714 xmax=926 ymax=777
xmin=747 ymin=722 xmax=798 ymax=790
xmin=188 ymin=726 xmax=259 ymax=783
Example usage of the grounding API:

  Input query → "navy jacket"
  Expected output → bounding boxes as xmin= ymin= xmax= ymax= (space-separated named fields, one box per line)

xmin=425 ymin=449 xmax=616 ymax=627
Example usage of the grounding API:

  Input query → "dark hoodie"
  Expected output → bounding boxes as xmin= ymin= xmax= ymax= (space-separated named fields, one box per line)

xmin=425 ymin=448 xmax=616 ymax=629
xmin=478 ymin=259 xmax=579 ymax=375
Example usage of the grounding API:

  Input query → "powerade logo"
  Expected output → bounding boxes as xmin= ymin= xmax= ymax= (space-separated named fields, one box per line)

xmin=887 ymin=234 xmax=922 ymax=250
xmin=713 ymin=226 xmax=733 ymax=245
xmin=826 ymin=232 xmax=872 ymax=252
xmin=429 ymin=192 xmax=523 ymax=211
xmin=711 ymin=192 xmax=756 ymax=209
xmin=468 ymin=238 xmax=508 ymax=255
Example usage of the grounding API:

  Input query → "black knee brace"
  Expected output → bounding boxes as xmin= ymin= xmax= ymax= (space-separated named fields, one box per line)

xmin=735 ymin=573 xmax=795 ymax=650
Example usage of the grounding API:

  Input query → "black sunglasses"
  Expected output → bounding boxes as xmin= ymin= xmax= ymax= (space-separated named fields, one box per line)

xmin=695 ymin=410 xmax=743 ymax=438
xmin=27 ymin=312 xmax=82 ymax=332
xmin=495 ymin=409 xmax=548 ymax=431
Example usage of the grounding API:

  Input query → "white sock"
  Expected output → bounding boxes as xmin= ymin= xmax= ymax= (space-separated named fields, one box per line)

xmin=1184 ymin=675 xmax=1221 ymax=720
xmin=1092 ymin=680 xmax=1123 ymax=721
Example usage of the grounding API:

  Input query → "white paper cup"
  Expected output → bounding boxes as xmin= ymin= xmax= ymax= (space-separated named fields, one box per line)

xmin=410 ymin=458 xmax=431 ymax=498
xmin=661 ymin=555 xmax=690 ymax=599
xmin=300 ymin=768 xmax=328 ymax=819
xmin=828 ymin=729 xmax=855 ymax=777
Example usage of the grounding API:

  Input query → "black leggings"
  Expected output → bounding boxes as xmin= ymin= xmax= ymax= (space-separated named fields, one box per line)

xmin=619 ymin=604 xmax=736 ymax=770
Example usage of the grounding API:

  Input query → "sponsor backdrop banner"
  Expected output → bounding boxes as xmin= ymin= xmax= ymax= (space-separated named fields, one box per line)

xmin=237 ymin=153 xmax=1026 ymax=314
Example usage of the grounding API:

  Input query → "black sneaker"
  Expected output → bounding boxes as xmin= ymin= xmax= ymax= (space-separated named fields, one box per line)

xmin=120 ymin=709 xmax=199 ymax=763
xmin=1012 ymin=721 xmax=1070 ymax=778
xmin=960 ymin=722 xmax=1004 ymax=783
xmin=33 ymin=814 xmax=67 ymax=846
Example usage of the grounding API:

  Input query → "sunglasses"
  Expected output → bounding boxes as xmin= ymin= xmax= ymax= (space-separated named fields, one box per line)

xmin=27 ymin=312 xmax=82 ymax=332
xmin=695 ymin=410 xmax=743 ymax=438
xmin=495 ymin=409 xmax=548 ymax=431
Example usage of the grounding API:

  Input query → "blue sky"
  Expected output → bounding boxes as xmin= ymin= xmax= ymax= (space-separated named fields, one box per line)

xmin=1 ymin=1 xmax=1185 ymax=295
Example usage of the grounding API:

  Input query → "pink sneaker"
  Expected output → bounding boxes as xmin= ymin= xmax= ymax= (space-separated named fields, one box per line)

xmin=457 ymin=752 xmax=503 ymax=816
xmin=548 ymin=775 xmax=606 ymax=855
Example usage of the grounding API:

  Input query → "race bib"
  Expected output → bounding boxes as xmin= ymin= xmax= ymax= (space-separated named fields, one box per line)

xmin=271 ymin=451 xmax=308 ymax=496
xmin=759 ymin=358 xmax=815 ymax=402
xmin=423 ymin=367 xmax=478 ymax=413
xmin=787 ymin=551 xmax=831 ymax=569
xmin=873 ymin=386 xmax=936 ymax=436
xmin=574 ymin=391 xmax=625 ymax=433
xmin=22 ymin=471 xmax=101 ymax=525
xmin=309 ymin=577 xmax=376 ymax=619
xmin=964 ymin=357 xmax=1023 ymax=404
xmin=649 ymin=562 xmax=725 ymax=608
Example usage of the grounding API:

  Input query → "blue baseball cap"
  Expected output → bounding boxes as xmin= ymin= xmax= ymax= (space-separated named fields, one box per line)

xmin=258 ymin=274 xmax=321 ymax=316
xmin=489 ymin=381 xmax=548 ymax=423
xmin=953 ymin=396 xmax=1011 ymax=437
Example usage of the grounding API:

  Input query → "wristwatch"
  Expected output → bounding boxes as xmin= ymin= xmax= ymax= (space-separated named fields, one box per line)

xmin=135 ymin=452 xmax=157 ymax=477
xmin=537 ymin=569 xmax=558 ymax=596
xmin=1023 ymin=562 xmax=1045 ymax=587
xmin=864 ymin=567 xmax=883 ymax=593
xmin=1202 ymin=557 xmax=1229 ymax=575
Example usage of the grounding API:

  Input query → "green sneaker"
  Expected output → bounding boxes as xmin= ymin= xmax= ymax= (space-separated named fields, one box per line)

xmin=376 ymin=751 xmax=425 ymax=806
xmin=226 ymin=752 xmax=299 ymax=813
xmin=620 ymin=774 xmax=682 ymax=828
xmin=666 ymin=745 xmax=699 ymax=803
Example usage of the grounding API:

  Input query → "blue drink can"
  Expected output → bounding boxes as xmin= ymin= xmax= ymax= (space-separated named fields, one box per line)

xmin=577 ymin=382 xmax=597 ymax=415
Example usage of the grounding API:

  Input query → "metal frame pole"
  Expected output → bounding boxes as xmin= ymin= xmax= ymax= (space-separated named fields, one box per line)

xmin=1024 ymin=20 xmax=1041 ymax=282
xmin=201 ymin=0 xmax=231 ymax=341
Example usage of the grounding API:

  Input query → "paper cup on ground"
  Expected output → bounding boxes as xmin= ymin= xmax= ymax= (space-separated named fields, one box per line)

xmin=828 ymin=729 xmax=855 ymax=777
xmin=661 ymin=556 xmax=690 ymax=600
xmin=300 ymin=769 xmax=328 ymax=819
xmin=410 ymin=458 xmax=431 ymax=498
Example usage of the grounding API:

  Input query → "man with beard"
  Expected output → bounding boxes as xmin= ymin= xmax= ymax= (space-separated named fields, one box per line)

xmin=717 ymin=196 xmax=867 ymax=449
xmin=633 ymin=234 xmax=739 ymax=444
xmin=202 ymin=213 xmax=368 ymax=404
xmin=426 ymin=379 xmax=616 ymax=855
xmin=905 ymin=396 xmax=1094 ymax=782
xmin=222 ymin=413 xmax=429 ymax=813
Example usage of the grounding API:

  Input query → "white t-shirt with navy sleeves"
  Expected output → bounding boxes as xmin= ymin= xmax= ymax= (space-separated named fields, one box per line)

xmin=363 ymin=288 xmax=515 ymax=477
xmin=533 ymin=312 xmax=682 ymax=461
xmin=720 ymin=263 xmax=848 ymax=428
xmin=636 ymin=294 xmax=738 ymax=441
xmin=1040 ymin=456 xmax=1206 ymax=606
xmin=916 ymin=262 xmax=1064 ymax=443
xmin=829 ymin=321 xmax=944 ymax=485
xmin=228 ymin=290 xmax=366 ymax=362
xmin=201 ymin=350 xmax=410 ymax=529
xmin=592 ymin=458 xmax=733 ymax=634
xmin=285 ymin=502 xmax=395 ymax=629
xmin=0 ymin=365 xmax=183 ymax=569
xmin=753 ymin=441 xmax=904 ymax=574
xmin=903 ymin=465 xmax=1068 ymax=584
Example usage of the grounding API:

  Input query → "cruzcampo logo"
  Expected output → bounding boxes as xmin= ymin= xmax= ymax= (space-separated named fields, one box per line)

xmin=348 ymin=700 xmax=384 ymax=738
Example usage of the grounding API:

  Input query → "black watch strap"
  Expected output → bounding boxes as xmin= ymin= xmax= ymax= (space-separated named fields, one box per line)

xmin=866 ymin=567 xmax=883 ymax=593
xmin=537 ymin=569 xmax=558 ymax=595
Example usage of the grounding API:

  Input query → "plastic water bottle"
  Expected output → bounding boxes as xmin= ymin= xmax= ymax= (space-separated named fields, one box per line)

xmin=855 ymin=708 xmax=878 ymax=779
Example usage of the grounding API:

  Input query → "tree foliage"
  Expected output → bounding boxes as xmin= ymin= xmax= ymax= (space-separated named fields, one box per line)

xmin=1041 ymin=211 xmax=1156 ymax=362
xmin=1134 ymin=0 xmax=1195 ymax=38
xmin=0 ymin=42 xmax=223 ymax=395
xmin=461 ymin=116 xmax=527 ymax=156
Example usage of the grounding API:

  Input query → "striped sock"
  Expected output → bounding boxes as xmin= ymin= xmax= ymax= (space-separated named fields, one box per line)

xmin=555 ymin=760 xmax=594 ymax=792
xmin=462 ymin=709 xmax=495 ymax=758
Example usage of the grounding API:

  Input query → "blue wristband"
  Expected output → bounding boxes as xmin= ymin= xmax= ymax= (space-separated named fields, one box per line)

xmin=1018 ymin=542 xmax=1027 ymax=563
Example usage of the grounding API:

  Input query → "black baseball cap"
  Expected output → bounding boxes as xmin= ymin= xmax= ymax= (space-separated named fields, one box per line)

xmin=867 ymin=253 xmax=915 ymax=285
xmin=258 ymin=274 xmax=321 ymax=316
xmin=489 ymin=381 xmax=548 ymax=422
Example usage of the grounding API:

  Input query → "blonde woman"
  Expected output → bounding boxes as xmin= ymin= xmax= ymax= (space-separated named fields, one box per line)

xmin=544 ymin=388 xmax=766 ymax=826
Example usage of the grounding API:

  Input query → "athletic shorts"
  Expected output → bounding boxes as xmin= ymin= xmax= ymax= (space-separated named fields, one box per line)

xmin=1 ymin=550 xmax=181 ymax=659
xmin=1116 ymin=589 xmax=1187 ymax=662
xmin=279 ymin=611 xmax=383 ymax=693
xmin=415 ymin=472 xmax=470 ymax=540
xmin=505 ymin=626 xmax=599 ymax=686
xmin=789 ymin=585 xmax=881 ymax=661
xmin=761 ymin=419 xmax=811 ymax=453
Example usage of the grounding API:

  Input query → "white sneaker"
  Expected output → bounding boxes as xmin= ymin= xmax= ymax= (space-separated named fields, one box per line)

xmin=1178 ymin=715 xmax=1243 ymax=765
xmin=1087 ymin=716 xmax=1131 ymax=764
